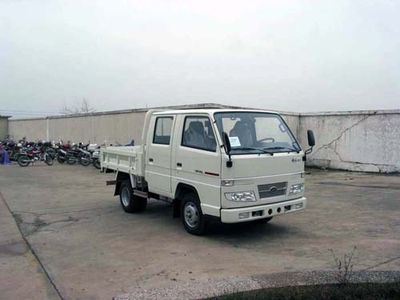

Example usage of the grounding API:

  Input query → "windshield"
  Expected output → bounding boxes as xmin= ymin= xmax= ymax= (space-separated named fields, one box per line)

xmin=214 ymin=112 xmax=301 ymax=154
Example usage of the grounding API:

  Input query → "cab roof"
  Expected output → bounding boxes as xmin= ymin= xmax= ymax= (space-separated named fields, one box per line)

xmin=152 ymin=108 xmax=280 ymax=116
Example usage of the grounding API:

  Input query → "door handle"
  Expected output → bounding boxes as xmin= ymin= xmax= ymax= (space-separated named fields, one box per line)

xmin=177 ymin=162 xmax=182 ymax=167
xmin=149 ymin=158 xmax=154 ymax=162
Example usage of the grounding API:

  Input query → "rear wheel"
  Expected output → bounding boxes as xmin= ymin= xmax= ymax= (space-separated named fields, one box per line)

xmin=17 ymin=155 xmax=30 ymax=167
xmin=181 ymin=192 xmax=207 ymax=235
xmin=119 ymin=181 xmax=147 ymax=213
xmin=67 ymin=156 xmax=77 ymax=165
xmin=57 ymin=156 xmax=65 ymax=164
xmin=44 ymin=154 xmax=54 ymax=166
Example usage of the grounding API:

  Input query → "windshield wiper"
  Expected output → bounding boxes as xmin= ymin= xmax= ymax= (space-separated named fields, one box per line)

xmin=263 ymin=146 xmax=300 ymax=153
xmin=232 ymin=147 xmax=274 ymax=155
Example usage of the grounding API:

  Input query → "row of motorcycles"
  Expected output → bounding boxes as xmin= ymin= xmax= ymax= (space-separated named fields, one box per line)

xmin=56 ymin=143 xmax=101 ymax=169
xmin=0 ymin=139 xmax=101 ymax=169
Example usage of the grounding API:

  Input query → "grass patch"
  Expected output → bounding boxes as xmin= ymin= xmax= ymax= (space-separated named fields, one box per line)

xmin=208 ymin=282 xmax=400 ymax=300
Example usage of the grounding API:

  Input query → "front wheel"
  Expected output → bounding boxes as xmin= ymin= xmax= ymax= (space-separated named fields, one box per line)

xmin=79 ymin=156 xmax=91 ymax=166
xmin=46 ymin=148 xmax=56 ymax=159
xmin=181 ymin=193 xmax=207 ymax=235
xmin=119 ymin=181 xmax=147 ymax=213
xmin=18 ymin=155 xmax=30 ymax=167
xmin=92 ymin=159 xmax=101 ymax=169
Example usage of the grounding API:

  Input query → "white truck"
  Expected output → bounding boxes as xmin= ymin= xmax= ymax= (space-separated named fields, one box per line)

xmin=101 ymin=108 xmax=315 ymax=235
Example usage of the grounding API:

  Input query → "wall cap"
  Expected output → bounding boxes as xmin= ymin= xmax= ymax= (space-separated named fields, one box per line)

xmin=300 ymin=109 xmax=400 ymax=117
xmin=9 ymin=102 xmax=299 ymax=121
xmin=8 ymin=104 xmax=400 ymax=121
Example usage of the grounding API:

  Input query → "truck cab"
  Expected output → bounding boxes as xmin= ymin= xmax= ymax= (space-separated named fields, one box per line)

xmin=101 ymin=109 xmax=315 ymax=235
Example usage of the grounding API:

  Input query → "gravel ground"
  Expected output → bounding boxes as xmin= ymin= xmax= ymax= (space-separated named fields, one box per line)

xmin=115 ymin=271 xmax=400 ymax=300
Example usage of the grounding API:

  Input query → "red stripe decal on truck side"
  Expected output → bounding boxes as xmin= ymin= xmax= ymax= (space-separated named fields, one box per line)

xmin=205 ymin=171 xmax=219 ymax=177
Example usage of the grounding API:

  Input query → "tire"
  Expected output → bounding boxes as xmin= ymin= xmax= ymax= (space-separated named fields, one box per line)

xmin=93 ymin=159 xmax=101 ymax=169
xmin=57 ymin=156 xmax=65 ymax=164
xmin=181 ymin=192 xmax=207 ymax=235
xmin=44 ymin=155 xmax=54 ymax=166
xmin=14 ymin=153 xmax=22 ymax=161
xmin=79 ymin=156 xmax=91 ymax=166
xmin=119 ymin=181 xmax=147 ymax=213
xmin=67 ymin=156 xmax=77 ymax=165
xmin=17 ymin=155 xmax=30 ymax=167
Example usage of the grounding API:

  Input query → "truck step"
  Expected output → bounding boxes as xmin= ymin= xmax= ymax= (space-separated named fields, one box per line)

xmin=133 ymin=190 xmax=148 ymax=199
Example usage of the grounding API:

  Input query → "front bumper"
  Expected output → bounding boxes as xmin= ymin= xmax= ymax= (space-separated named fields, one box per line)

xmin=220 ymin=197 xmax=306 ymax=223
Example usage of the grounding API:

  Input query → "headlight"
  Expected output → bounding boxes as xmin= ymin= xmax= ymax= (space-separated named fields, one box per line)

xmin=289 ymin=183 xmax=304 ymax=195
xmin=225 ymin=191 xmax=256 ymax=202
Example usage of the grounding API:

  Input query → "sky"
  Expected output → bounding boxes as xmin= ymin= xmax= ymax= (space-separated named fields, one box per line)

xmin=0 ymin=0 xmax=399 ymax=118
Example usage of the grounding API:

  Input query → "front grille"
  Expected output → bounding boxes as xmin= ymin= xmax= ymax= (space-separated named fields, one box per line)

xmin=258 ymin=182 xmax=287 ymax=198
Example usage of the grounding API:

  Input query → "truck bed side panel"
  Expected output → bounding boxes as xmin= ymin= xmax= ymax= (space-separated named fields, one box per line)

xmin=100 ymin=146 xmax=144 ymax=176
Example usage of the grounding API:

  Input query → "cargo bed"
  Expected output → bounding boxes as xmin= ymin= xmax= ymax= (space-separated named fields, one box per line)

xmin=101 ymin=145 xmax=145 ymax=176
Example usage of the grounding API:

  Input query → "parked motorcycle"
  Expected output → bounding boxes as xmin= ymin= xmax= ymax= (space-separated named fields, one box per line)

xmin=17 ymin=148 xmax=54 ymax=167
xmin=56 ymin=143 xmax=91 ymax=166
xmin=56 ymin=147 xmax=77 ymax=165
xmin=91 ymin=148 xmax=101 ymax=169
xmin=2 ymin=141 xmax=23 ymax=161
xmin=77 ymin=147 xmax=91 ymax=166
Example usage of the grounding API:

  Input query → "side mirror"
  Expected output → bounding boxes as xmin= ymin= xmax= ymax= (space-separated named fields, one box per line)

xmin=305 ymin=130 xmax=315 ymax=155
xmin=307 ymin=130 xmax=315 ymax=147
xmin=223 ymin=132 xmax=232 ymax=168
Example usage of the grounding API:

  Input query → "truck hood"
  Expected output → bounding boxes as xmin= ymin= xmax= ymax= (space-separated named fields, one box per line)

xmin=221 ymin=152 xmax=304 ymax=179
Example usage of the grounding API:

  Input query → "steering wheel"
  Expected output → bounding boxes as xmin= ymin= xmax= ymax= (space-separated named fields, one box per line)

xmin=259 ymin=137 xmax=275 ymax=143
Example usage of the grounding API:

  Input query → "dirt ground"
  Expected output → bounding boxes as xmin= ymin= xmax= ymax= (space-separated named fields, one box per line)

xmin=0 ymin=164 xmax=399 ymax=299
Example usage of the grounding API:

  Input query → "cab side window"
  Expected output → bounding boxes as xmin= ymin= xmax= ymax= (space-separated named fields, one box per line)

xmin=182 ymin=116 xmax=216 ymax=152
xmin=153 ymin=117 xmax=173 ymax=145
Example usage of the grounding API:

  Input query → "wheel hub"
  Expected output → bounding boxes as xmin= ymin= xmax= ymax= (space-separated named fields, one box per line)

xmin=184 ymin=203 xmax=199 ymax=228
xmin=121 ymin=188 xmax=130 ymax=207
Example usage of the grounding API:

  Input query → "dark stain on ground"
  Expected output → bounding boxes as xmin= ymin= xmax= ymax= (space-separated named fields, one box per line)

xmin=13 ymin=213 xmax=80 ymax=236
xmin=317 ymin=181 xmax=400 ymax=190
xmin=0 ymin=241 xmax=28 ymax=256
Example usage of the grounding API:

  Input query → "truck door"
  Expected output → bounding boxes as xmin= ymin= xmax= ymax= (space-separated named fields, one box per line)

xmin=145 ymin=115 xmax=175 ymax=197
xmin=171 ymin=115 xmax=221 ymax=217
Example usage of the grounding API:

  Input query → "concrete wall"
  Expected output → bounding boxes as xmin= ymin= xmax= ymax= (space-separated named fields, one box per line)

xmin=7 ymin=105 xmax=400 ymax=173
xmin=8 ymin=104 xmax=300 ymax=146
xmin=0 ymin=117 xmax=9 ymax=139
xmin=298 ymin=110 xmax=400 ymax=173
xmin=48 ymin=112 xmax=146 ymax=145
xmin=9 ymin=112 xmax=146 ymax=145
xmin=281 ymin=113 xmax=300 ymax=139
xmin=8 ymin=118 xmax=47 ymax=141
